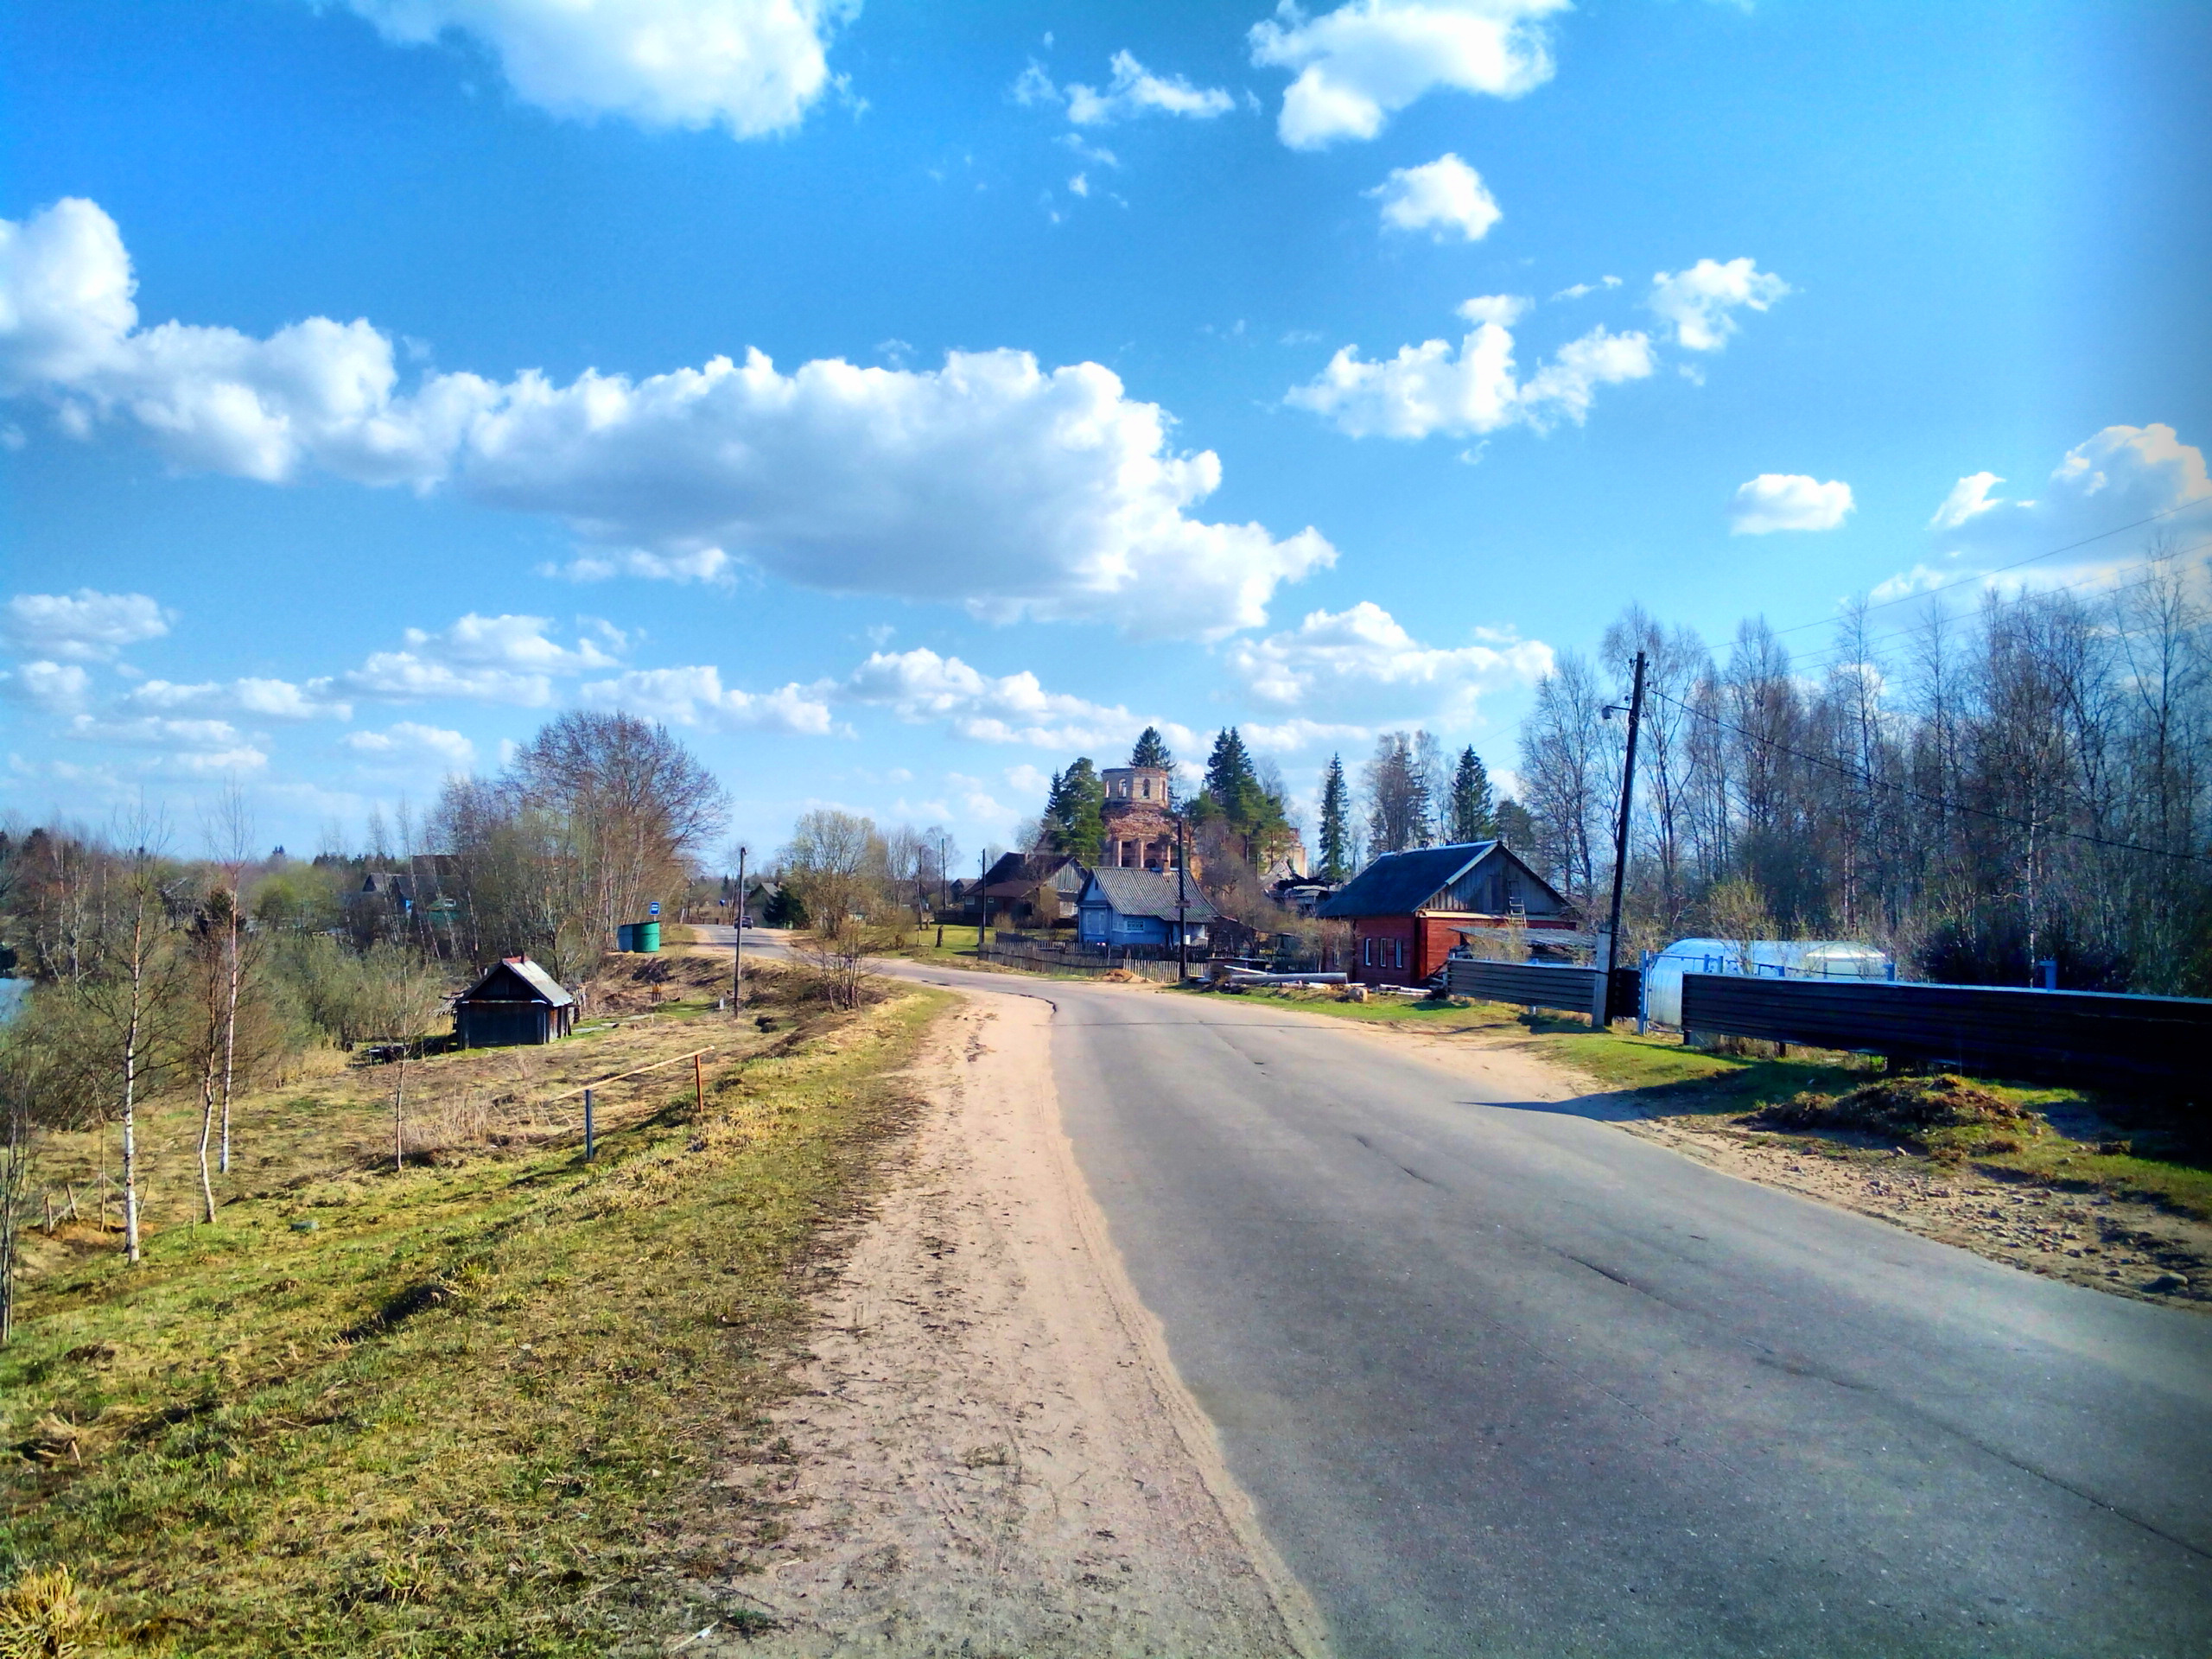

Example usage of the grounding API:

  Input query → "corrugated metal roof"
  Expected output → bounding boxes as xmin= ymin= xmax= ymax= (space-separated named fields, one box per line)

xmin=461 ymin=956 xmax=575 ymax=1007
xmin=1079 ymin=866 xmax=1221 ymax=922
xmin=1314 ymin=842 xmax=1497 ymax=918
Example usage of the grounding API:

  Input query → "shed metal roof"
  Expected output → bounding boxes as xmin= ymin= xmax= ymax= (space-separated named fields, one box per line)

xmin=1315 ymin=842 xmax=1498 ymax=918
xmin=1079 ymin=867 xmax=1220 ymax=922
xmin=459 ymin=956 xmax=575 ymax=1007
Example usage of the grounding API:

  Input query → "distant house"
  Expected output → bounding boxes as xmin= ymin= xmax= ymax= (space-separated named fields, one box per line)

xmin=1076 ymin=868 xmax=1219 ymax=951
xmin=978 ymin=852 xmax=1088 ymax=929
xmin=1316 ymin=842 xmax=1576 ymax=988
xmin=454 ymin=956 xmax=577 ymax=1046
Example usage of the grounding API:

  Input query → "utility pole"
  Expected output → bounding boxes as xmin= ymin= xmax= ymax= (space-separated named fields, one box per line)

xmin=936 ymin=834 xmax=947 ymax=950
xmin=1176 ymin=815 xmax=1190 ymax=982
xmin=732 ymin=844 xmax=747 ymax=1009
xmin=1600 ymin=650 xmax=1648 ymax=1024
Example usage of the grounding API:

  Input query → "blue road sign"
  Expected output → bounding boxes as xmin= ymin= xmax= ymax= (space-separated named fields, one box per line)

xmin=648 ymin=901 xmax=661 ymax=917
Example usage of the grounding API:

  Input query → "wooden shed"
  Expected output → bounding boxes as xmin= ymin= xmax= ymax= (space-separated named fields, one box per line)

xmin=1316 ymin=842 xmax=1577 ymax=988
xmin=454 ymin=956 xmax=577 ymax=1047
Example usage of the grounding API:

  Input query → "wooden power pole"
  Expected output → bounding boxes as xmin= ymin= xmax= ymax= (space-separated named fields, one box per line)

xmin=1601 ymin=650 xmax=1649 ymax=1023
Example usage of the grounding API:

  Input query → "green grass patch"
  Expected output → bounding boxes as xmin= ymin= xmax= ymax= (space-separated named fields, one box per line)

xmin=1 ymin=978 xmax=953 ymax=1656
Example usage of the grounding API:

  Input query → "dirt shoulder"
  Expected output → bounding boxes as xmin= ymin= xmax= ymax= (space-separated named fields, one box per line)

xmin=700 ymin=985 xmax=1325 ymax=1658
xmin=1207 ymin=985 xmax=2209 ymax=1318
xmin=1612 ymin=1106 xmax=2212 ymax=1310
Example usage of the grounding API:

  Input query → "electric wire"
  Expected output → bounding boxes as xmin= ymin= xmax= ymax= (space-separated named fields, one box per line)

xmin=1642 ymin=683 xmax=2212 ymax=867
xmin=1784 ymin=537 xmax=2212 ymax=676
xmin=1764 ymin=495 xmax=2209 ymax=642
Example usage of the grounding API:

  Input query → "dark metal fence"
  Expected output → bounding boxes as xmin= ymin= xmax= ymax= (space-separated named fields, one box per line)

xmin=1679 ymin=973 xmax=2212 ymax=1084
xmin=1446 ymin=959 xmax=1605 ymax=1020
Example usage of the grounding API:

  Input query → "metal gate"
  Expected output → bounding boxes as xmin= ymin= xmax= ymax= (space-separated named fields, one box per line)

xmin=1445 ymin=959 xmax=1605 ymax=1021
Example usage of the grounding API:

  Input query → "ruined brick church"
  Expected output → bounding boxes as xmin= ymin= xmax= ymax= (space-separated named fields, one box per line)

xmin=1100 ymin=765 xmax=1178 ymax=870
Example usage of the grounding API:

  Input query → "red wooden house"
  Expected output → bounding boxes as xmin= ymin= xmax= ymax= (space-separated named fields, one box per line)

xmin=1316 ymin=842 xmax=1578 ymax=988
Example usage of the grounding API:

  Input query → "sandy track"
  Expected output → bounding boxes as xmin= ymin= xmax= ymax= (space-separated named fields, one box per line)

xmin=705 ymin=986 xmax=1325 ymax=1657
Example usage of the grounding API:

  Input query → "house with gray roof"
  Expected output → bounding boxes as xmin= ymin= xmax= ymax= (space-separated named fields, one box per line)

xmin=1076 ymin=867 xmax=1219 ymax=951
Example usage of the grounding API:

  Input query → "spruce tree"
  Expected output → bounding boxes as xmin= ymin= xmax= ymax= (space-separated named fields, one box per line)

xmin=1449 ymin=746 xmax=1497 ymax=843
xmin=1046 ymin=758 xmax=1105 ymax=862
xmin=1494 ymin=796 xmax=1535 ymax=850
xmin=1130 ymin=727 xmax=1173 ymax=770
xmin=1318 ymin=754 xmax=1351 ymax=880
xmin=1204 ymin=728 xmax=1258 ymax=819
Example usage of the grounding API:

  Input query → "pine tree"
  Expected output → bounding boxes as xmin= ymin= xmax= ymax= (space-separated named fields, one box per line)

xmin=1362 ymin=731 xmax=1433 ymax=854
xmin=1449 ymin=747 xmax=1497 ymax=843
xmin=1130 ymin=727 xmax=1173 ymax=770
xmin=1318 ymin=754 xmax=1351 ymax=880
xmin=1494 ymin=796 xmax=1535 ymax=849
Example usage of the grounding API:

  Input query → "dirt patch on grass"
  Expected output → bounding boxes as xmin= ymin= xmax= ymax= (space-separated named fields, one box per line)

xmin=1751 ymin=1074 xmax=2029 ymax=1148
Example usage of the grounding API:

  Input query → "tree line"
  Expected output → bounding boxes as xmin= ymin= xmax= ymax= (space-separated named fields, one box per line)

xmin=1511 ymin=549 xmax=2211 ymax=993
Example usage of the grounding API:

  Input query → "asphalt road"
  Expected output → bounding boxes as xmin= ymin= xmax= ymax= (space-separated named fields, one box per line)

xmin=719 ymin=935 xmax=2212 ymax=1656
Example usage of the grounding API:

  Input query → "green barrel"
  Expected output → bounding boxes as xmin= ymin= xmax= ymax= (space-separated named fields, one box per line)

xmin=635 ymin=920 xmax=661 ymax=953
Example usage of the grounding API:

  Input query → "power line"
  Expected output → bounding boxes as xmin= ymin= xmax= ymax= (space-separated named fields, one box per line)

xmin=1766 ymin=496 xmax=2210 ymax=642
xmin=1778 ymin=533 xmax=2212 ymax=676
xmin=1643 ymin=683 xmax=2212 ymax=868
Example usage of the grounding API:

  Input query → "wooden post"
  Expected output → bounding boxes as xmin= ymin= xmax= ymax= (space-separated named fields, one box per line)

xmin=393 ymin=1053 xmax=406 ymax=1173
xmin=583 ymin=1089 xmax=595 ymax=1161
xmin=733 ymin=845 xmax=747 ymax=1010
xmin=694 ymin=1053 xmax=705 ymax=1115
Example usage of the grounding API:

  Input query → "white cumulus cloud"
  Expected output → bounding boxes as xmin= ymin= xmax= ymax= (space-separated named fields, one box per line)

xmin=339 ymin=0 xmax=849 ymax=138
xmin=344 ymin=721 xmax=478 ymax=769
xmin=1728 ymin=474 xmax=1854 ymax=535
xmin=0 ymin=660 xmax=93 ymax=715
xmin=2048 ymin=423 xmax=2210 ymax=516
xmin=125 ymin=676 xmax=353 ymax=721
xmin=1648 ymin=257 xmax=1790 ymax=352
xmin=1368 ymin=152 xmax=1500 ymax=242
xmin=1286 ymin=296 xmax=1655 ymax=440
xmin=840 ymin=648 xmax=1196 ymax=752
xmin=1882 ymin=424 xmax=2212 ymax=599
xmin=4 ymin=587 xmax=171 ymax=661
xmin=65 ymin=713 xmax=267 ymax=774
xmin=1929 ymin=471 xmax=2005 ymax=531
xmin=552 ymin=545 xmax=736 ymax=584
xmin=1249 ymin=0 xmax=1571 ymax=149
xmin=579 ymin=664 xmax=838 ymax=734
xmin=339 ymin=613 xmax=620 ymax=705
xmin=0 ymin=198 xmax=1332 ymax=639
xmin=1226 ymin=601 xmax=1554 ymax=728
xmin=1063 ymin=51 xmax=1235 ymax=124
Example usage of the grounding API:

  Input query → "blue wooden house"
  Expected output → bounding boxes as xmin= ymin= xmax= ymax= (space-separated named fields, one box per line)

xmin=1077 ymin=868 xmax=1219 ymax=950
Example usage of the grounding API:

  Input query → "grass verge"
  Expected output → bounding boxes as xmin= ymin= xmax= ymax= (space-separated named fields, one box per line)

xmin=1206 ymin=982 xmax=2209 ymax=1223
xmin=1 ymin=971 xmax=953 ymax=1656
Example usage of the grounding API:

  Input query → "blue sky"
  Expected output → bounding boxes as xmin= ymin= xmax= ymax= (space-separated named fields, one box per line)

xmin=3 ymin=0 xmax=2208 ymax=864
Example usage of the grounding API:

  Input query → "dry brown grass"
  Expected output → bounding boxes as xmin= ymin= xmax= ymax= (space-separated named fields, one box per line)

xmin=1754 ymin=1074 xmax=2030 ymax=1150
